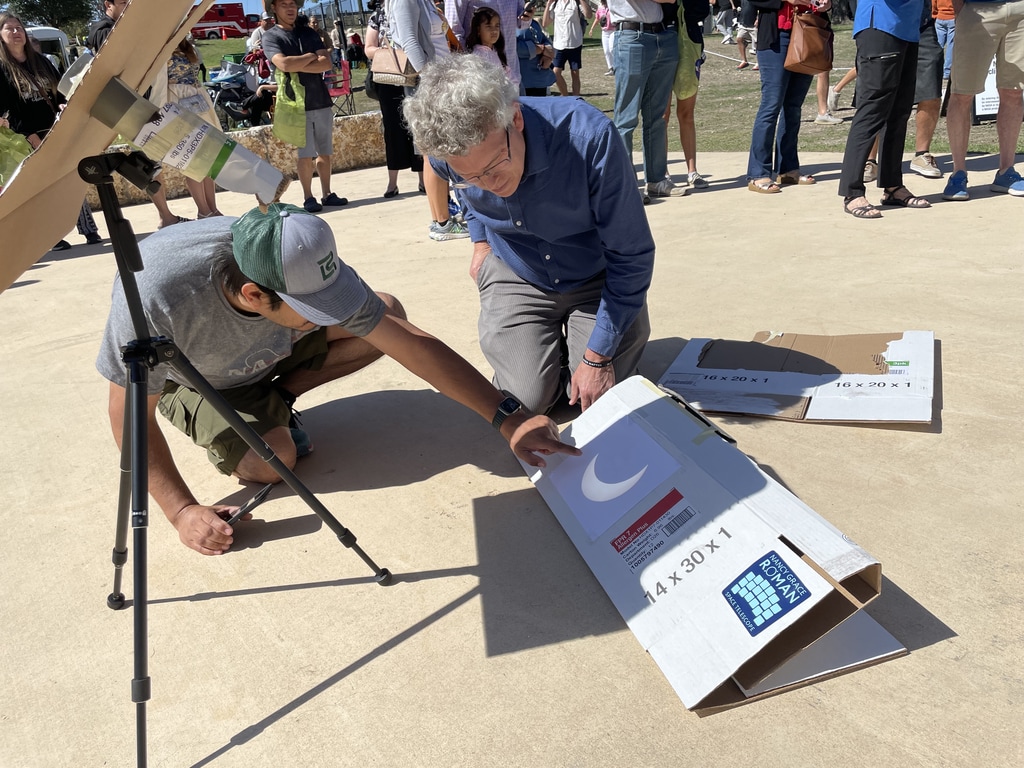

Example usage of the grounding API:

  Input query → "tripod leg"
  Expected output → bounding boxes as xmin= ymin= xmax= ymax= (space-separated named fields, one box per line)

xmin=127 ymin=355 xmax=152 ymax=767
xmin=168 ymin=348 xmax=392 ymax=585
xmin=108 ymin=390 xmax=132 ymax=610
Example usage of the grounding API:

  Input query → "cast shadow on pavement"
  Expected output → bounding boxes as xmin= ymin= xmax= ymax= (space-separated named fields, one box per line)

xmin=187 ymin=583 xmax=483 ymax=768
xmin=866 ymin=576 xmax=957 ymax=652
xmin=187 ymin=388 xmax=554 ymax=557
xmin=186 ymin=484 xmax=621 ymax=766
xmin=206 ymin=387 xmax=526 ymax=513
xmin=287 ymin=388 xmax=526 ymax=492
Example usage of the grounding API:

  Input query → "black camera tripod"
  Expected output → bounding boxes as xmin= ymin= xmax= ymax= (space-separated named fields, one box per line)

xmin=79 ymin=151 xmax=392 ymax=768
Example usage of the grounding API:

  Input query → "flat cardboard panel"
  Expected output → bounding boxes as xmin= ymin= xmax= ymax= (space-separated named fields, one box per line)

xmin=525 ymin=377 xmax=904 ymax=711
xmin=658 ymin=331 xmax=935 ymax=423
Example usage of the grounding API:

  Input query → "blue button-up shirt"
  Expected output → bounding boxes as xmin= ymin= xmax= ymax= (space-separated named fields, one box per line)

xmin=853 ymin=0 xmax=926 ymax=43
xmin=431 ymin=97 xmax=656 ymax=357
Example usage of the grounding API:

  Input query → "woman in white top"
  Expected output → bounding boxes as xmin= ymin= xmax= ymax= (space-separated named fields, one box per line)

xmin=387 ymin=0 xmax=451 ymax=72
xmin=386 ymin=0 xmax=467 ymax=241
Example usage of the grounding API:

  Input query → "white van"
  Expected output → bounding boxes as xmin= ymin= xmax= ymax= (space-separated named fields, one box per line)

xmin=25 ymin=26 xmax=71 ymax=73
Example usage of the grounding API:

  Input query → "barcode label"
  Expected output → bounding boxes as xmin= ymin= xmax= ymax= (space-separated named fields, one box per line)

xmin=662 ymin=375 xmax=699 ymax=388
xmin=663 ymin=506 xmax=697 ymax=537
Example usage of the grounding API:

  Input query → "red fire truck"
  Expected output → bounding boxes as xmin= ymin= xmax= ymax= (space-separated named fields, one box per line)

xmin=190 ymin=2 xmax=260 ymax=40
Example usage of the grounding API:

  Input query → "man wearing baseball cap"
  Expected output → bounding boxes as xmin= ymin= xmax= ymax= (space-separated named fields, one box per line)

xmin=248 ymin=11 xmax=276 ymax=52
xmin=96 ymin=205 xmax=577 ymax=556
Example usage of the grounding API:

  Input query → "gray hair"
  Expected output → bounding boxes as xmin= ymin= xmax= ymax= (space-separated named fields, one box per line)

xmin=403 ymin=55 xmax=519 ymax=158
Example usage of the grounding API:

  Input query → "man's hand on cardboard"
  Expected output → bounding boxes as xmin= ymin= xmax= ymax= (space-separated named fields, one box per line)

xmin=570 ymin=357 xmax=616 ymax=411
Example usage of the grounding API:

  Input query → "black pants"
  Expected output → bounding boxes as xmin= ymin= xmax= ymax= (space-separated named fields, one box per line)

xmin=838 ymin=28 xmax=918 ymax=198
xmin=377 ymin=82 xmax=422 ymax=172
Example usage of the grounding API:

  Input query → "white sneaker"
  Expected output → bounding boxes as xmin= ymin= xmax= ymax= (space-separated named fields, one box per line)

xmin=646 ymin=178 xmax=688 ymax=198
xmin=826 ymin=87 xmax=840 ymax=114
xmin=429 ymin=219 xmax=470 ymax=241
xmin=909 ymin=153 xmax=943 ymax=179
xmin=687 ymin=171 xmax=709 ymax=190
xmin=814 ymin=113 xmax=843 ymax=125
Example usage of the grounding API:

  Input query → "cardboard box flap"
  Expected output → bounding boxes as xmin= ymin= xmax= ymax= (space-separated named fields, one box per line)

xmin=690 ymin=610 xmax=907 ymax=715
xmin=526 ymin=377 xmax=893 ymax=711
xmin=658 ymin=331 xmax=935 ymax=423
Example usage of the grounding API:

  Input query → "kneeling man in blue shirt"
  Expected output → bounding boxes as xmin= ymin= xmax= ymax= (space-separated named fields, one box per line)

xmin=403 ymin=55 xmax=656 ymax=415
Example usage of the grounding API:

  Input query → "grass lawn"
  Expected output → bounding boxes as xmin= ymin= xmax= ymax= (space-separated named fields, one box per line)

xmin=196 ymin=23 xmax=1013 ymax=156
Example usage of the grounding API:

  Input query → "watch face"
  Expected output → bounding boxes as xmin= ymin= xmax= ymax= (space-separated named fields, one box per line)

xmin=493 ymin=396 xmax=523 ymax=429
xmin=499 ymin=396 xmax=521 ymax=416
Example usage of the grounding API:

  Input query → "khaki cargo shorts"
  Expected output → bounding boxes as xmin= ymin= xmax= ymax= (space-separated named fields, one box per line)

xmin=157 ymin=328 xmax=328 ymax=475
xmin=950 ymin=0 xmax=1024 ymax=94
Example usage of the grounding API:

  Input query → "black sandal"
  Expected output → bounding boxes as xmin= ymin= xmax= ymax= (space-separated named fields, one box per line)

xmin=881 ymin=186 xmax=931 ymax=208
xmin=843 ymin=196 xmax=882 ymax=219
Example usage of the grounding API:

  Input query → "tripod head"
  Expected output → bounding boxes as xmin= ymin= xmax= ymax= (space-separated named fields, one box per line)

xmin=78 ymin=151 xmax=162 ymax=196
xmin=78 ymin=151 xmax=160 ymax=336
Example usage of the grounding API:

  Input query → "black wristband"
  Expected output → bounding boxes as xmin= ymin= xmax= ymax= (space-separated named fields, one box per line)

xmin=580 ymin=357 xmax=613 ymax=369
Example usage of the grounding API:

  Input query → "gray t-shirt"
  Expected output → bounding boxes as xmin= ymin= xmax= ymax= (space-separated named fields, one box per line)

xmin=96 ymin=217 xmax=384 ymax=395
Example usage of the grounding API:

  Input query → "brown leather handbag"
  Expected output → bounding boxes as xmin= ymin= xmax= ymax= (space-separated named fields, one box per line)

xmin=784 ymin=12 xmax=834 ymax=75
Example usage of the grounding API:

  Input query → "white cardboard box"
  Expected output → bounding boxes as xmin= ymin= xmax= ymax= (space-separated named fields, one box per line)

xmin=525 ymin=376 xmax=905 ymax=714
xmin=657 ymin=331 xmax=935 ymax=423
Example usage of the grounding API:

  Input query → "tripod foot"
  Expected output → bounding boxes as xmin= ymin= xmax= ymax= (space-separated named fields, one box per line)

xmin=107 ymin=592 xmax=127 ymax=610
xmin=375 ymin=569 xmax=393 ymax=586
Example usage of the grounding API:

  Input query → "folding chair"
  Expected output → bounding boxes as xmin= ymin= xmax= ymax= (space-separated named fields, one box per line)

xmin=325 ymin=61 xmax=356 ymax=117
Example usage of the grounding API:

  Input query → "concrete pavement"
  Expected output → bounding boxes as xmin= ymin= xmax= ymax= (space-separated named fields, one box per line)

xmin=1 ymin=151 xmax=1021 ymax=767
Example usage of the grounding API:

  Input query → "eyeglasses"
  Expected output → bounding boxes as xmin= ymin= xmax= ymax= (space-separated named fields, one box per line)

xmin=452 ymin=129 xmax=511 ymax=189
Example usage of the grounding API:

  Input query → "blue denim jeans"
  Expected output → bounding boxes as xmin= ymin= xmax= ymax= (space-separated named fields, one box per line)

xmin=746 ymin=30 xmax=813 ymax=180
xmin=935 ymin=18 xmax=955 ymax=80
xmin=613 ymin=28 xmax=679 ymax=184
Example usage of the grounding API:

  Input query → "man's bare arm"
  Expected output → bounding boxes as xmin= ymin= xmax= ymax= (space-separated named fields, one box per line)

xmin=363 ymin=314 xmax=580 ymax=466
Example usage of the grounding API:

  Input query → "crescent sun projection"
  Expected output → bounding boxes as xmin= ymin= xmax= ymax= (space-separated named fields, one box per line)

xmin=581 ymin=455 xmax=648 ymax=503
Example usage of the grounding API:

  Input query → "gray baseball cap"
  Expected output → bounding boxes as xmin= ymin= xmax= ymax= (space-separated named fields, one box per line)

xmin=231 ymin=203 xmax=367 ymax=327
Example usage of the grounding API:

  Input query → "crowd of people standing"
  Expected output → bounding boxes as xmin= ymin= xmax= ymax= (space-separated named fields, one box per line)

xmin=3 ymin=0 xmax=1021 ymax=249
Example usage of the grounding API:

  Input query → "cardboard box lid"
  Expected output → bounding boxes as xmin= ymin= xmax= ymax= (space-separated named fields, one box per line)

xmin=658 ymin=331 xmax=935 ymax=423
xmin=525 ymin=376 xmax=904 ymax=711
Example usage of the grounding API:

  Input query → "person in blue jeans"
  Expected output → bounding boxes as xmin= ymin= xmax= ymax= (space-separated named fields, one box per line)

xmin=608 ymin=0 xmax=684 ymax=202
xmin=745 ymin=0 xmax=829 ymax=194
xmin=933 ymin=0 xmax=955 ymax=79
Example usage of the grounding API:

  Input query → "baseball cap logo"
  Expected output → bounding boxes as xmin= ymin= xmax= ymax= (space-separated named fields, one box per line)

xmin=318 ymin=252 xmax=337 ymax=282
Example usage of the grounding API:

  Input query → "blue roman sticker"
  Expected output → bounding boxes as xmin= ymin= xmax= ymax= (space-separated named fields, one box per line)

xmin=722 ymin=551 xmax=812 ymax=637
